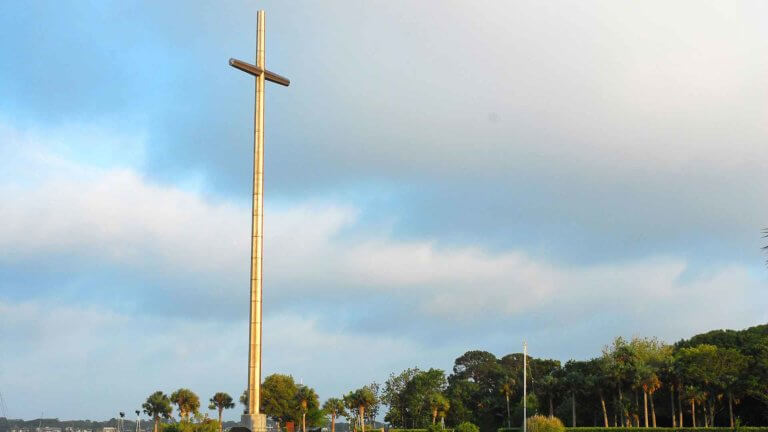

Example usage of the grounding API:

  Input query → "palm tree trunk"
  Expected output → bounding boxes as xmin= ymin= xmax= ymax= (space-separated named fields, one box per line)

xmin=302 ymin=412 xmax=306 ymax=432
xmin=677 ymin=386 xmax=684 ymax=427
xmin=650 ymin=392 xmax=656 ymax=427
xmin=571 ymin=392 xmax=576 ymax=427
xmin=218 ymin=408 xmax=223 ymax=432
xmin=359 ymin=406 xmax=365 ymax=432
xmin=153 ymin=417 xmax=159 ymax=432
xmin=619 ymin=387 xmax=629 ymax=427
xmin=643 ymin=391 xmax=649 ymax=427
xmin=691 ymin=399 xmax=696 ymax=428
xmin=331 ymin=413 xmax=336 ymax=432
xmin=600 ymin=393 xmax=609 ymax=427
xmin=549 ymin=396 xmax=554 ymax=418
xmin=670 ymin=387 xmax=676 ymax=428
xmin=506 ymin=395 xmax=511 ymax=428
xmin=432 ymin=409 xmax=437 ymax=425
xmin=635 ymin=391 xmax=640 ymax=427
xmin=728 ymin=393 xmax=734 ymax=428
xmin=276 ymin=421 xmax=281 ymax=432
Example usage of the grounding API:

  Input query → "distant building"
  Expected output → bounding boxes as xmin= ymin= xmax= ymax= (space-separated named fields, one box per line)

xmin=102 ymin=427 xmax=117 ymax=432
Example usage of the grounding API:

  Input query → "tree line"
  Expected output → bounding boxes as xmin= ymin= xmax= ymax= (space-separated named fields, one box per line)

xmin=381 ymin=324 xmax=768 ymax=431
xmin=139 ymin=377 xmax=382 ymax=432
xmin=139 ymin=324 xmax=768 ymax=432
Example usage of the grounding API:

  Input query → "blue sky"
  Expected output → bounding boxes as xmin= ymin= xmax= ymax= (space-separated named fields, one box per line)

xmin=1 ymin=0 xmax=768 ymax=422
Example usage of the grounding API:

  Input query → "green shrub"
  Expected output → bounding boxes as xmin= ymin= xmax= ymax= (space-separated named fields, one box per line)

xmin=389 ymin=429 xmax=453 ymax=432
xmin=455 ymin=422 xmax=480 ymax=432
xmin=426 ymin=426 xmax=443 ymax=432
xmin=526 ymin=415 xmax=564 ymax=432
xmin=389 ymin=429 xmax=428 ymax=432
xmin=564 ymin=429 xmax=768 ymax=432
xmin=162 ymin=421 xmax=218 ymax=432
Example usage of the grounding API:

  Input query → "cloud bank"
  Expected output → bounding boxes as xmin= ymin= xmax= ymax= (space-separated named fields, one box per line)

xmin=1 ymin=119 xmax=765 ymax=420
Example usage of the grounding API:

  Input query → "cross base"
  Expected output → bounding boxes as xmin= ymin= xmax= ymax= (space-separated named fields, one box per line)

xmin=241 ymin=413 xmax=267 ymax=432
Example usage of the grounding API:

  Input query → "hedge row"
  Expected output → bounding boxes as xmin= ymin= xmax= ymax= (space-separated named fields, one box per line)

xmin=498 ymin=428 xmax=768 ymax=432
xmin=565 ymin=428 xmax=768 ymax=432
xmin=389 ymin=429 xmax=454 ymax=432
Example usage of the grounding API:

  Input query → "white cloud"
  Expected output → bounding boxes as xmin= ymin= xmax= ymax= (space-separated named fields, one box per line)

xmin=0 ymin=298 xmax=447 ymax=421
xmin=2 ymin=120 xmax=766 ymax=324
xmin=1 ymin=119 xmax=767 ymax=420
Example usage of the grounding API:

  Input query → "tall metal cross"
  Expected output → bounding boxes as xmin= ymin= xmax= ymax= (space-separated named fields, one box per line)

xmin=229 ymin=10 xmax=289 ymax=431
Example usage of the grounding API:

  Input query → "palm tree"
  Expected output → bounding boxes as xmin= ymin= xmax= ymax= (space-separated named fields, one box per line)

xmin=345 ymin=388 xmax=376 ymax=432
xmin=657 ymin=351 xmax=678 ymax=427
xmin=499 ymin=378 xmax=516 ymax=428
xmin=538 ymin=373 xmax=560 ymax=418
xmin=428 ymin=393 xmax=449 ymax=425
xmin=142 ymin=391 xmax=172 ymax=432
xmin=641 ymin=373 xmax=661 ymax=427
xmin=562 ymin=361 xmax=586 ymax=427
xmin=682 ymin=385 xmax=702 ymax=428
xmin=170 ymin=388 xmax=201 ymax=421
xmin=119 ymin=412 xmax=125 ymax=432
xmin=438 ymin=405 xmax=449 ymax=429
xmin=208 ymin=392 xmax=235 ymax=432
xmin=583 ymin=358 xmax=610 ymax=427
xmin=322 ymin=398 xmax=347 ymax=432
xmin=134 ymin=410 xmax=141 ymax=432
xmin=296 ymin=385 xmax=319 ymax=432
xmin=343 ymin=394 xmax=359 ymax=432
xmin=605 ymin=338 xmax=636 ymax=427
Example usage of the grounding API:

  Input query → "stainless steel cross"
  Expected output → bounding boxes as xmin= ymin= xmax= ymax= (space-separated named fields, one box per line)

xmin=229 ymin=10 xmax=289 ymax=432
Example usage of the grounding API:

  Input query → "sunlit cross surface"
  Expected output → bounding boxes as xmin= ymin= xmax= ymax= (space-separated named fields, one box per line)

xmin=228 ymin=9 xmax=289 ymax=432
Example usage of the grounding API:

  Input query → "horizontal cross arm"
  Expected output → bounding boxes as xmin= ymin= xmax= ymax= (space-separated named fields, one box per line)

xmin=229 ymin=58 xmax=290 ymax=87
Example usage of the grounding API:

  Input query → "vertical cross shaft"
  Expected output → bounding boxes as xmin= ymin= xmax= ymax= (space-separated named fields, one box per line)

xmin=247 ymin=9 xmax=266 ymax=417
xmin=230 ymin=10 xmax=289 ymax=428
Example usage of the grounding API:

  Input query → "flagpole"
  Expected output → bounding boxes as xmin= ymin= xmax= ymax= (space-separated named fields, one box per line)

xmin=523 ymin=340 xmax=527 ymax=432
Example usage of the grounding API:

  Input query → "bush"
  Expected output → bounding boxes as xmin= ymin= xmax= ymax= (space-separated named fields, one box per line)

xmin=389 ymin=429 xmax=429 ymax=432
xmin=526 ymin=415 xmax=565 ymax=432
xmin=565 ymin=429 xmax=768 ymax=432
xmin=506 ymin=429 xmax=768 ymax=432
xmin=511 ymin=395 xmax=540 ymax=427
xmin=389 ymin=429 xmax=454 ymax=432
xmin=162 ymin=421 xmax=218 ymax=432
xmin=455 ymin=422 xmax=480 ymax=432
